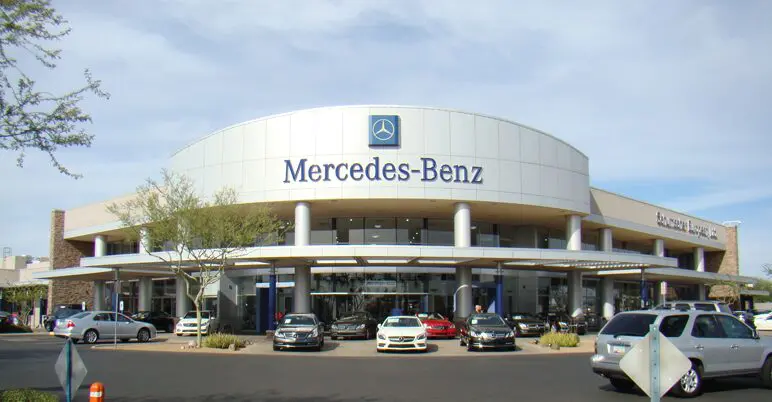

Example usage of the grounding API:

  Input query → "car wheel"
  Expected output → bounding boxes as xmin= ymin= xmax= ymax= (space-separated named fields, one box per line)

xmin=467 ymin=342 xmax=474 ymax=352
xmin=176 ymin=333 xmax=182 ymax=337
xmin=515 ymin=327 xmax=522 ymax=337
xmin=83 ymin=329 xmax=99 ymax=344
xmin=137 ymin=328 xmax=151 ymax=343
xmin=273 ymin=345 xmax=280 ymax=351
xmin=121 ymin=338 xmax=130 ymax=343
xmin=761 ymin=355 xmax=772 ymax=389
xmin=609 ymin=378 xmax=635 ymax=392
xmin=459 ymin=337 xmax=466 ymax=346
xmin=672 ymin=361 xmax=703 ymax=398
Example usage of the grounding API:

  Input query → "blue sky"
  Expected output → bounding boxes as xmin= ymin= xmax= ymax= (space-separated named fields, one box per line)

xmin=1 ymin=0 xmax=769 ymax=278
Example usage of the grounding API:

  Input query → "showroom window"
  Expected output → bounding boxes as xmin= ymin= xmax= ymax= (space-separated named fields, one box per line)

xmin=396 ymin=218 xmax=424 ymax=245
xmin=336 ymin=218 xmax=364 ymax=245
xmin=471 ymin=222 xmax=499 ymax=247
xmin=365 ymin=218 xmax=397 ymax=245
xmin=310 ymin=218 xmax=334 ymax=245
xmin=582 ymin=230 xmax=599 ymax=251
xmin=426 ymin=219 xmax=454 ymax=246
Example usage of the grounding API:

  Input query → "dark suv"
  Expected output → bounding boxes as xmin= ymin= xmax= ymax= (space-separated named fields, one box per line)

xmin=44 ymin=306 xmax=84 ymax=332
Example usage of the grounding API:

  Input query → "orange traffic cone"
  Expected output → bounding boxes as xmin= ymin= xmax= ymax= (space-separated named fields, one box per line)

xmin=89 ymin=382 xmax=105 ymax=402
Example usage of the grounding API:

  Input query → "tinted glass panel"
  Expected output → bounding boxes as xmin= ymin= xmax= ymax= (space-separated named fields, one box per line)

xmin=600 ymin=314 xmax=657 ymax=336
xmin=718 ymin=303 xmax=732 ymax=314
xmin=694 ymin=303 xmax=716 ymax=312
xmin=659 ymin=315 xmax=689 ymax=337
xmin=715 ymin=315 xmax=752 ymax=339
xmin=674 ymin=304 xmax=690 ymax=311
xmin=691 ymin=315 xmax=724 ymax=338
xmin=396 ymin=218 xmax=423 ymax=245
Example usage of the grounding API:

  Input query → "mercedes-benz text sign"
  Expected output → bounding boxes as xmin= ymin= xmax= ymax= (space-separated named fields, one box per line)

xmin=283 ymin=157 xmax=483 ymax=184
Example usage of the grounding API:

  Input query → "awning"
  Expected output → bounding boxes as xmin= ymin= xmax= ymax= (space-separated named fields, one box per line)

xmin=594 ymin=267 xmax=759 ymax=285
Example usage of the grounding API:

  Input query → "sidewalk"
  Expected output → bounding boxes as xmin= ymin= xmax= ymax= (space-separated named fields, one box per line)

xmin=90 ymin=333 xmax=597 ymax=357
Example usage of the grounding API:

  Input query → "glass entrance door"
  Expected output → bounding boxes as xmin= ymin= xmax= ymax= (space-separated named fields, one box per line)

xmin=312 ymin=293 xmax=428 ymax=324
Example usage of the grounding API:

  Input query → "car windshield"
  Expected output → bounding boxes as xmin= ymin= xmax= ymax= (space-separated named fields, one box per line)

xmin=469 ymin=315 xmax=506 ymax=326
xmin=339 ymin=312 xmax=367 ymax=320
xmin=418 ymin=313 xmax=444 ymax=320
xmin=183 ymin=312 xmax=210 ymax=319
xmin=54 ymin=309 xmax=80 ymax=318
xmin=382 ymin=317 xmax=421 ymax=327
xmin=600 ymin=313 xmax=657 ymax=337
xmin=511 ymin=313 xmax=538 ymax=320
xmin=71 ymin=312 xmax=90 ymax=319
xmin=282 ymin=316 xmax=316 ymax=326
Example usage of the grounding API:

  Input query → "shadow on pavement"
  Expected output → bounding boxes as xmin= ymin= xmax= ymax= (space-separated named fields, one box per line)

xmin=598 ymin=377 xmax=767 ymax=397
xmin=107 ymin=391 xmax=382 ymax=402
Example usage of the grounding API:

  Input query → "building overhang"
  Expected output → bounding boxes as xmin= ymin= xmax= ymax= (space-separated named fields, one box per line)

xmin=594 ymin=267 xmax=758 ymax=285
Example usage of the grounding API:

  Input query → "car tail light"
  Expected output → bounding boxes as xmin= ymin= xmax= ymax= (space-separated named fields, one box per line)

xmin=66 ymin=320 xmax=75 ymax=329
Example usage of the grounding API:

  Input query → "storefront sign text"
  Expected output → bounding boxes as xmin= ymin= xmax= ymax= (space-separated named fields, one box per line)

xmin=656 ymin=212 xmax=718 ymax=240
xmin=283 ymin=157 xmax=484 ymax=184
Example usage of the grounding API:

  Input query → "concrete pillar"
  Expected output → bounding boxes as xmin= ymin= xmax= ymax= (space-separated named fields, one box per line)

xmin=453 ymin=202 xmax=472 ymax=319
xmin=599 ymin=228 xmax=612 ymax=252
xmin=138 ymin=277 xmax=152 ymax=312
xmin=567 ymin=271 xmax=583 ymax=317
xmin=694 ymin=247 xmax=705 ymax=272
xmin=293 ymin=266 xmax=311 ymax=313
xmin=454 ymin=203 xmax=471 ymax=247
xmin=696 ymin=284 xmax=707 ymax=301
xmin=653 ymin=239 xmax=665 ymax=257
xmin=657 ymin=281 xmax=667 ymax=305
xmin=268 ymin=270 xmax=277 ymax=330
xmin=566 ymin=215 xmax=582 ymax=251
xmin=175 ymin=277 xmax=191 ymax=317
xmin=495 ymin=263 xmax=504 ymax=315
xmin=601 ymin=278 xmax=614 ymax=321
xmin=294 ymin=202 xmax=311 ymax=246
xmin=93 ymin=280 xmax=106 ymax=311
xmin=139 ymin=227 xmax=150 ymax=254
xmin=94 ymin=235 xmax=107 ymax=257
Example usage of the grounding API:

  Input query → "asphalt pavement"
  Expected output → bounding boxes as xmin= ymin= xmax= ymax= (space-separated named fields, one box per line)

xmin=0 ymin=334 xmax=770 ymax=401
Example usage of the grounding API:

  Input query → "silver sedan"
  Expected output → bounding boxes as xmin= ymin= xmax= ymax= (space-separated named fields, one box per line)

xmin=53 ymin=311 xmax=157 ymax=344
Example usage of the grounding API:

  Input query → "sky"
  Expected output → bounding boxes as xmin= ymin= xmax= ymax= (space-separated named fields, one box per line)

xmin=0 ymin=0 xmax=769 ymax=278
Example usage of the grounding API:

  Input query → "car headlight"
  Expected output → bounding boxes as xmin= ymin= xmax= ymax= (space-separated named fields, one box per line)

xmin=518 ymin=323 xmax=527 ymax=328
xmin=357 ymin=324 xmax=366 ymax=329
xmin=331 ymin=324 xmax=338 ymax=329
xmin=311 ymin=328 xmax=319 ymax=337
xmin=470 ymin=331 xmax=480 ymax=337
xmin=275 ymin=331 xmax=286 ymax=338
xmin=416 ymin=333 xmax=426 ymax=340
xmin=377 ymin=333 xmax=385 ymax=340
xmin=508 ymin=331 xmax=515 ymax=338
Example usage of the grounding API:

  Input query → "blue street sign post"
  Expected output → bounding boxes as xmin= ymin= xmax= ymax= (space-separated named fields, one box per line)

xmin=55 ymin=337 xmax=87 ymax=402
xmin=649 ymin=324 xmax=661 ymax=402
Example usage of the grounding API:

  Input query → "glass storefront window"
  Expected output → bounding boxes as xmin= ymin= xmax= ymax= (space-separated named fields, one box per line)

xmin=337 ymin=218 xmax=364 ymax=245
xmin=472 ymin=222 xmax=499 ymax=247
xmin=365 ymin=218 xmax=396 ymax=245
xmin=310 ymin=218 xmax=334 ymax=245
xmin=546 ymin=229 xmax=566 ymax=249
xmin=427 ymin=219 xmax=453 ymax=246
xmin=582 ymin=230 xmax=598 ymax=251
xmin=396 ymin=218 xmax=423 ymax=245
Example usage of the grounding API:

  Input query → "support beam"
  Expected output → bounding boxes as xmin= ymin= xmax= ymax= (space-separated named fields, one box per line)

xmin=453 ymin=202 xmax=472 ymax=319
xmin=696 ymin=284 xmax=707 ymax=301
xmin=175 ymin=277 xmax=191 ymax=318
xmin=599 ymin=228 xmax=612 ymax=252
xmin=694 ymin=247 xmax=705 ymax=272
xmin=293 ymin=266 xmax=311 ymax=313
xmin=268 ymin=265 xmax=277 ymax=331
xmin=566 ymin=215 xmax=582 ymax=251
xmin=138 ymin=277 xmax=152 ymax=312
xmin=94 ymin=235 xmax=106 ymax=257
xmin=601 ymin=278 xmax=614 ymax=321
xmin=495 ymin=263 xmax=504 ymax=315
xmin=653 ymin=239 xmax=665 ymax=257
xmin=567 ymin=271 xmax=583 ymax=317
xmin=454 ymin=203 xmax=471 ymax=248
xmin=294 ymin=202 xmax=311 ymax=247
xmin=93 ymin=280 xmax=105 ymax=311
xmin=657 ymin=281 xmax=667 ymax=305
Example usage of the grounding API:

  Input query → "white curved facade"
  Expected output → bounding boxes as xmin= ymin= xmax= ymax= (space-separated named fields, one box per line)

xmin=169 ymin=106 xmax=590 ymax=214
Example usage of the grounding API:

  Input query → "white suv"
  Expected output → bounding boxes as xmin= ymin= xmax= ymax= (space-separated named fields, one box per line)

xmin=591 ymin=310 xmax=772 ymax=397
xmin=654 ymin=300 xmax=733 ymax=314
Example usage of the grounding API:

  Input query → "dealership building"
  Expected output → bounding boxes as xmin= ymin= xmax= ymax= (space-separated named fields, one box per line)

xmin=36 ymin=105 xmax=756 ymax=331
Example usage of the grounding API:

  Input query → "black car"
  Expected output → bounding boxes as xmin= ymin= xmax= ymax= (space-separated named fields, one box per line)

xmin=542 ymin=312 xmax=588 ymax=335
xmin=44 ymin=306 xmax=83 ymax=332
xmin=131 ymin=311 xmax=176 ymax=333
xmin=273 ymin=313 xmax=325 ymax=351
xmin=504 ymin=312 xmax=546 ymax=336
xmin=458 ymin=313 xmax=516 ymax=351
xmin=330 ymin=311 xmax=378 ymax=340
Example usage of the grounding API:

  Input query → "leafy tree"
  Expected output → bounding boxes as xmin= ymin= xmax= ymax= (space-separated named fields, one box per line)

xmin=107 ymin=169 xmax=288 ymax=347
xmin=764 ymin=263 xmax=771 ymax=278
xmin=2 ymin=284 xmax=47 ymax=327
xmin=752 ymin=277 xmax=772 ymax=303
xmin=1 ymin=0 xmax=109 ymax=178
xmin=708 ymin=279 xmax=741 ymax=307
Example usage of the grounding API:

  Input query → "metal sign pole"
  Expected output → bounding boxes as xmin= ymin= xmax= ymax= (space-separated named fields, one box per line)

xmin=114 ymin=268 xmax=120 ymax=349
xmin=649 ymin=324 xmax=660 ymax=402
xmin=65 ymin=338 xmax=72 ymax=402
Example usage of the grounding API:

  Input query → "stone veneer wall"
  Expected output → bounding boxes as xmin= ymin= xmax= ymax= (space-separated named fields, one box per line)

xmin=47 ymin=210 xmax=94 ymax=313
xmin=705 ymin=225 xmax=739 ymax=276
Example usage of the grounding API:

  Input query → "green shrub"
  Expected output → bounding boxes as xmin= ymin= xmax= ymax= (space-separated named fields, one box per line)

xmin=0 ymin=323 xmax=33 ymax=334
xmin=1 ymin=389 xmax=58 ymax=402
xmin=202 ymin=332 xmax=246 ymax=349
xmin=539 ymin=332 xmax=580 ymax=348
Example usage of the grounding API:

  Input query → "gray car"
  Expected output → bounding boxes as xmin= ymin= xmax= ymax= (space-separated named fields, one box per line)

xmin=273 ymin=313 xmax=325 ymax=351
xmin=591 ymin=310 xmax=772 ymax=397
xmin=53 ymin=311 xmax=157 ymax=344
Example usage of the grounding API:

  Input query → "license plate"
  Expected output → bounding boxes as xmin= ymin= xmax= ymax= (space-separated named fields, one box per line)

xmin=611 ymin=345 xmax=626 ymax=354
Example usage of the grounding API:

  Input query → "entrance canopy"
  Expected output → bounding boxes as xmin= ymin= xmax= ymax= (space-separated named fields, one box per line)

xmin=595 ymin=267 xmax=759 ymax=286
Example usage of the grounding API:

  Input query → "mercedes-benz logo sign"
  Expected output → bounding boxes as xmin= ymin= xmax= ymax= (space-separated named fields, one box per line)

xmin=371 ymin=118 xmax=395 ymax=141
xmin=398 ymin=337 xmax=404 ymax=342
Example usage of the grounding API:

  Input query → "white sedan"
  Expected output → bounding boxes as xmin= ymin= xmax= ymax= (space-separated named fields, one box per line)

xmin=376 ymin=316 xmax=428 ymax=352
xmin=754 ymin=312 xmax=772 ymax=331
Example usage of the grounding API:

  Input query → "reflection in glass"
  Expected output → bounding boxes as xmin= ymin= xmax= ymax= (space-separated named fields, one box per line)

xmin=427 ymin=219 xmax=453 ymax=246
xmin=336 ymin=218 xmax=364 ymax=245
xmin=365 ymin=218 xmax=396 ymax=245
xmin=310 ymin=218 xmax=334 ymax=245
xmin=396 ymin=218 xmax=424 ymax=245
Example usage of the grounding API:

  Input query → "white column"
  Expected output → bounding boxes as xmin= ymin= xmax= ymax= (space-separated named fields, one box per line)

xmin=696 ymin=284 xmax=707 ymax=301
xmin=694 ymin=247 xmax=705 ymax=272
xmin=454 ymin=202 xmax=472 ymax=318
xmin=653 ymin=239 xmax=665 ymax=257
xmin=293 ymin=266 xmax=311 ymax=313
xmin=175 ymin=277 xmax=191 ymax=317
xmin=567 ymin=271 xmax=583 ymax=317
xmin=138 ymin=277 xmax=152 ymax=312
xmin=657 ymin=281 xmax=667 ymax=305
xmin=139 ymin=227 xmax=150 ymax=254
xmin=94 ymin=235 xmax=106 ymax=257
xmin=93 ymin=280 xmax=106 ymax=311
xmin=454 ymin=203 xmax=471 ymax=248
xmin=601 ymin=278 xmax=614 ymax=321
xmin=566 ymin=215 xmax=582 ymax=251
xmin=599 ymin=228 xmax=612 ymax=252
xmin=294 ymin=202 xmax=311 ymax=246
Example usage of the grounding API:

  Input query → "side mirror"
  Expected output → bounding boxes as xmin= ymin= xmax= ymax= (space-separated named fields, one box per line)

xmin=752 ymin=329 xmax=760 ymax=340
xmin=377 ymin=324 xmax=381 ymax=329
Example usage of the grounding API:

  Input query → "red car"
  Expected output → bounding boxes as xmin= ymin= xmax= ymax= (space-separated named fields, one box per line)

xmin=416 ymin=312 xmax=458 ymax=339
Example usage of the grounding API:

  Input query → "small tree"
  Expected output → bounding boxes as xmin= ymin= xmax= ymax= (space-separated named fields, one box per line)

xmin=107 ymin=169 xmax=287 ymax=347
xmin=3 ymin=284 xmax=47 ymax=327
xmin=709 ymin=279 xmax=741 ymax=307
xmin=1 ymin=0 xmax=109 ymax=178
